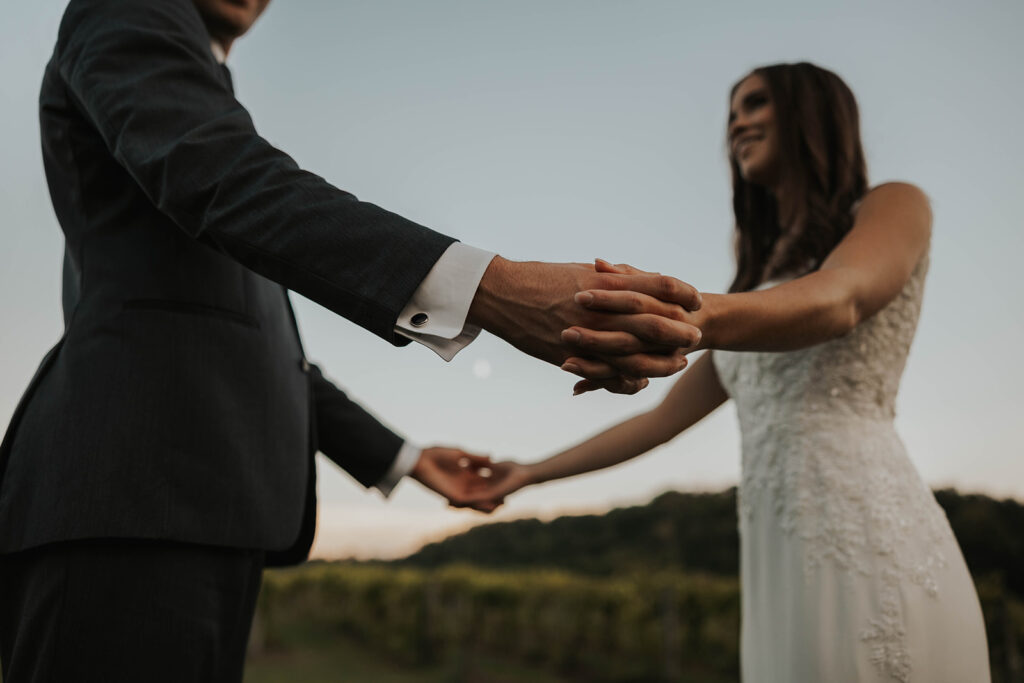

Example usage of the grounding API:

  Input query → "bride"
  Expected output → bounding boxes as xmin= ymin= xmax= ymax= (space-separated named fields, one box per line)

xmin=466 ymin=62 xmax=990 ymax=682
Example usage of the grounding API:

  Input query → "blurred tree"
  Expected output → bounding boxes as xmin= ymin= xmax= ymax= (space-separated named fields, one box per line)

xmin=401 ymin=488 xmax=1024 ymax=603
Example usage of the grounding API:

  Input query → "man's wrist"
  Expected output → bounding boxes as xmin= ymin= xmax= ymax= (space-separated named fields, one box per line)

xmin=376 ymin=441 xmax=422 ymax=498
xmin=466 ymin=255 xmax=512 ymax=332
xmin=467 ymin=256 xmax=545 ymax=353
xmin=409 ymin=447 xmax=430 ymax=483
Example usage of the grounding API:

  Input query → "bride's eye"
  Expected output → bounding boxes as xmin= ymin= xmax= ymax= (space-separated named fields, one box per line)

xmin=746 ymin=94 xmax=768 ymax=111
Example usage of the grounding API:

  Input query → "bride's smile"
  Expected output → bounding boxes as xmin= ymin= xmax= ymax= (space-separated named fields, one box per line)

xmin=729 ymin=73 xmax=781 ymax=188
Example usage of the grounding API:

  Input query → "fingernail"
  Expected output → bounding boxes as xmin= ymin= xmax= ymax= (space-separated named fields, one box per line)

xmin=561 ymin=329 xmax=582 ymax=344
xmin=573 ymin=388 xmax=583 ymax=396
xmin=561 ymin=362 xmax=581 ymax=374
xmin=574 ymin=291 xmax=594 ymax=306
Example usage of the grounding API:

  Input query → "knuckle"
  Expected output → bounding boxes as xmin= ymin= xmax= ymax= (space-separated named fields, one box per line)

xmin=619 ymin=335 xmax=641 ymax=354
xmin=627 ymin=292 xmax=644 ymax=313
xmin=650 ymin=354 xmax=680 ymax=377
xmin=688 ymin=287 xmax=703 ymax=310
xmin=616 ymin=378 xmax=641 ymax=394
xmin=664 ymin=303 xmax=687 ymax=322
xmin=622 ymin=356 xmax=652 ymax=377
xmin=645 ymin=316 xmax=668 ymax=340
xmin=648 ymin=363 xmax=674 ymax=378
xmin=606 ymin=357 xmax=636 ymax=378
xmin=582 ymin=364 xmax=614 ymax=380
xmin=657 ymin=275 xmax=678 ymax=299
xmin=631 ymin=362 xmax=658 ymax=378
xmin=572 ymin=362 xmax=593 ymax=377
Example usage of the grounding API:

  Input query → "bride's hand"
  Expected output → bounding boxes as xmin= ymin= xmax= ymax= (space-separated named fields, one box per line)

xmin=564 ymin=259 xmax=703 ymax=395
xmin=462 ymin=460 xmax=536 ymax=511
xmin=411 ymin=447 xmax=498 ymax=511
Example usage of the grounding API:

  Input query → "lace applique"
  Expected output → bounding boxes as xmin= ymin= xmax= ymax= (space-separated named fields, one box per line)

xmin=860 ymin=571 xmax=912 ymax=683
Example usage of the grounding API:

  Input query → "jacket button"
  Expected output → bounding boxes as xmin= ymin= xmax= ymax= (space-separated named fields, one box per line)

xmin=299 ymin=359 xmax=310 ymax=372
xmin=410 ymin=312 xmax=429 ymax=328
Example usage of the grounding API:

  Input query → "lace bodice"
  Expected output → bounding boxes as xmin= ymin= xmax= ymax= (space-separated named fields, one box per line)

xmin=715 ymin=254 xmax=928 ymax=430
xmin=713 ymin=254 xmax=960 ymax=682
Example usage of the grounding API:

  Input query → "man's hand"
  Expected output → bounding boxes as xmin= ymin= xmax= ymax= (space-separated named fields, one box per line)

xmin=410 ymin=447 xmax=501 ymax=512
xmin=467 ymin=257 xmax=703 ymax=395
xmin=456 ymin=460 xmax=535 ymax=511
xmin=564 ymin=259 xmax=706 ymax=394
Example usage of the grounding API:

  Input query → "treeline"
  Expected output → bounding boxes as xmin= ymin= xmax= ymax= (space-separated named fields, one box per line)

xmin=399 ymin=488 xmax=1024 ymax=600
xmin=400 ymin=489 xmax=739 ymax=578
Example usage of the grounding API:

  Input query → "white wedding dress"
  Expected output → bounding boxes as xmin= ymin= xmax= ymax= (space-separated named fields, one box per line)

xmin=712 ymin=254 xmax=990 ymax=683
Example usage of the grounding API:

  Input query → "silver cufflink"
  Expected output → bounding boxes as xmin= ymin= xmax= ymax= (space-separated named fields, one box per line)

xmin=410 ymin=312 xmax=429 ymax=328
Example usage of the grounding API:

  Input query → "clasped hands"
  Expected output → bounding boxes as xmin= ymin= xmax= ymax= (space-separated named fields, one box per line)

xmin=409 ymin=447 xmax=526 ymax=513
xmin=411 ymin=449 xmax=546 ymax=513
xmin=468 ymin=257 xmax=705 ymax=395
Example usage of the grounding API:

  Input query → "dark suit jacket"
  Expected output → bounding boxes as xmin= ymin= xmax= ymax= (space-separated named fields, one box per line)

xmin=0 ymin=0 xmax=455 ymax=564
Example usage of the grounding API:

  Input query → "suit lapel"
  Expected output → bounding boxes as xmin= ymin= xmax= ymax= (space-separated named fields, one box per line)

xmin=220 ymin=63 xmax=234 ymax=95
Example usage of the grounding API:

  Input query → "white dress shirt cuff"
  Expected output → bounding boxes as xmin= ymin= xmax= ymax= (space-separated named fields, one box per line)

xmin=376 ymin=441 xmax=422 ymax=498
xmin=210 ymin=41 xmax=227 ymax=64
xmin=395 ymin=243 xmax=496 ymax=361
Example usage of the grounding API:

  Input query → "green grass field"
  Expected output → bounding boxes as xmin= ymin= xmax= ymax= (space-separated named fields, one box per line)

xmin=245 ymin=635 xmax=571 ymax=683
xmin=244 ymin=636 xmax=738 ymax=683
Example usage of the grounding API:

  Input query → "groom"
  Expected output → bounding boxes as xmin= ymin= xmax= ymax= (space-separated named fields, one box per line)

xmin=0 ymin=0 xmax=703 ymax=680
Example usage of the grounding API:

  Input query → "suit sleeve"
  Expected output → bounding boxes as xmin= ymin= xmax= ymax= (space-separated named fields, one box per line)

xmin=55 ymin=0 xmax=455 ymax=343
xmin=307 ymin=363 xmax=404 ymax=488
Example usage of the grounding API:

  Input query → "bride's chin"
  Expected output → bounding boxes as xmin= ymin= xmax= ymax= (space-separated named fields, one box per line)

xmin=739 ymin=163 xmax=774 ymax=188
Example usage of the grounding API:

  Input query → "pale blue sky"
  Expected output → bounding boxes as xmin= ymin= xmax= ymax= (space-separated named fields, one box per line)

xmin=1 ymin=0 xmax=1021 ymax=558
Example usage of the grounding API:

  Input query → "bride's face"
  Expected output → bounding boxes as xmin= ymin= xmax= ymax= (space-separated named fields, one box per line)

xmin=728 ymin=74 xmax=781 ymax=189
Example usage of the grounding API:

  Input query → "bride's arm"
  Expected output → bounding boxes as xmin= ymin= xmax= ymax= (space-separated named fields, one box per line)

xmin=471 ymin=353 xmax=728 ymax=501
xmin=528 ymin=353 xmax=727 ymax=484
xmin=568 ymin=182 xmax=932 ymax=363
xmin=695 ymin=182 xmax=932 ymax=352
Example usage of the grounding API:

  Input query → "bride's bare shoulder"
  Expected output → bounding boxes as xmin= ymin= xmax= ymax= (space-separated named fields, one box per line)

xmin=858 ymin=182 xmax=932 ymax=224
xmin=851 ymin=181 xmax=932 ymax=245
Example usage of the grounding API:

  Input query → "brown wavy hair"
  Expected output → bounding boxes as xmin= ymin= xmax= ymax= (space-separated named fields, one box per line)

xmin=728 ymin=63 xmax=868 ymax=293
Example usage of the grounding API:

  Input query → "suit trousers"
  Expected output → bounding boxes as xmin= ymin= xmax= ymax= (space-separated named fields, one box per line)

xmin=0 ymin=539 xmax=264 ymax=682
